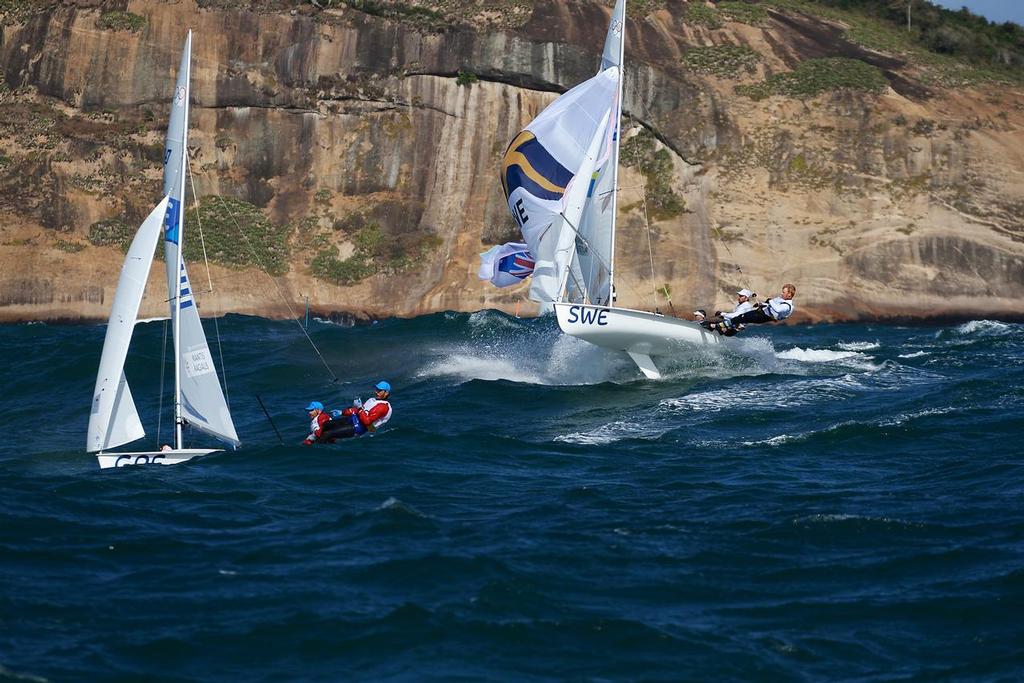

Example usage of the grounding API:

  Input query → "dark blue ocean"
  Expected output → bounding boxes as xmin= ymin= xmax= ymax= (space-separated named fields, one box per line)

xmin=1 ymin=312 xmax=1022 ymax=681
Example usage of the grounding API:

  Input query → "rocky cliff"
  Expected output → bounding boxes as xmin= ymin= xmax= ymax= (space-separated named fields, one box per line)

xmin=0 ymin=0 xmax=1022 ymax=323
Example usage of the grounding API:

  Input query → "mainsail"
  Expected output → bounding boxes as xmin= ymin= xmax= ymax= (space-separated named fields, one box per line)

xmin=87 ymin=196 xmax=172 ymax=453
xmin=494 ymin=0 xmax=625 ymax=306
xmin=162 ymin=31 xmax=239 ymax=447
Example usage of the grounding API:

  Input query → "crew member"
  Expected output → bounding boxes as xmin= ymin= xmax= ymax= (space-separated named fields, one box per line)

xmin=317 ymin=380 xmax=394 ymax=442
xmin=695 ymin=288 xmax=757 ymax=336
xmin=718 ymin=283 xmax=796 ymax=332
xmin=302 ymin=401 xmax=332 ymax=445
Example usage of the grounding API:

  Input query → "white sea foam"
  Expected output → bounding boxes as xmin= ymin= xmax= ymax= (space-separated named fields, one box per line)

xmin=777 ymin=347 xmax=864 ymax=363
xmin=417 ymin=332 xmax=627 ymax=386
xmin=417 ymin=353 xmax=548 ymax=384
xmin=556 ymin=418 xmax=672 ymax=445
xmin=954 ymin=320 xmax=1012 ymax=336
xmin=877 ymin=406 xmax=955 ymax=427
xmin=741 ymin=433 xmax=802 ymax=447
xmin=898 ymin=351 xmax=930 ymax=359
xmin=837 ymin=341 xmax=880 ymax=351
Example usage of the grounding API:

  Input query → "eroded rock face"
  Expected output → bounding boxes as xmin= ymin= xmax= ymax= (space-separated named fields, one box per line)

xmin=0 ymin=0 xmax=1021 ymax=323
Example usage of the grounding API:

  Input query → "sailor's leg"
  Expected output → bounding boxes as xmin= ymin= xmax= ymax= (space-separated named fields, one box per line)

xmin=320 ymin=419 xmax=358 ymax=441
xmin=627 ymin=352 xmax=661 ymax=380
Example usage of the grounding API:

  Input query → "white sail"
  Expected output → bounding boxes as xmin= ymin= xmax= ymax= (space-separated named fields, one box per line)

xmin=162 ymin=31 xmax=240 ymax=448
xmin=501 ymin=67 xmax=619 ymax=303
xmin=88 ymin=196 xmax=171 ymax=453
xmin=555 ymin=110 xmax=611 ymax=298
xmin=575 ymin=0 xmax=625 ymax=306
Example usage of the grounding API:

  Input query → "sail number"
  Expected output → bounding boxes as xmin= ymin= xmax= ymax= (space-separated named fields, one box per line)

xmin=115 ymin=454 xmax=165 ymax=467
xmin=184 ymin=347 xmax=214 ymax=378
xmin=567 ymin=306 xmax=609 ymax=326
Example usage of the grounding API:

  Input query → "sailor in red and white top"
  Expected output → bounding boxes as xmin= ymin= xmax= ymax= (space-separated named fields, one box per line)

xmin=316 ymin=381 xmax=394 ymax=443
xmin=302 ymin=401 xmax=331 ymax=445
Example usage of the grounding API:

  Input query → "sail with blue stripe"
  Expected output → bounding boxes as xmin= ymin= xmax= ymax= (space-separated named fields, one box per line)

xmin=492 ymin=0 xmax=624 ymax=305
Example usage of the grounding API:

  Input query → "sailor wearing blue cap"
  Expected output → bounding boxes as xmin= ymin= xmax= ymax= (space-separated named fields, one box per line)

xmin=306 ymin=381 xmax=394 ymax=444
xmin=302 ymin=401 xmax=331 ymax=445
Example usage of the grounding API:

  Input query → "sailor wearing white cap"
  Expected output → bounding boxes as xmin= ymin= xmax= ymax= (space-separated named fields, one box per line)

xmin=721 ymin=288 xmax=757 ymax=322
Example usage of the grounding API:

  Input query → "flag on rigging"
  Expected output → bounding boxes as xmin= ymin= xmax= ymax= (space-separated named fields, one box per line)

xmin=478 ymin=242 xmax=535 ymax=288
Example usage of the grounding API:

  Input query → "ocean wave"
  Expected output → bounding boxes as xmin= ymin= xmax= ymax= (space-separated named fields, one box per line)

xmin=877 ymin=407 xmax=955 ymax=427
xmin=660 ymin=374 xmax=868 ymax=414
xmin=837 ymin=341 xmax=880 ymax=351
xmin=741 ymin=433 xmax=803 ymax=447
xmin=898 ymin=351 xmax=930 ymax=359
xmin=555 ymin=419 xmax=672 ymax=445
xmin=954 ymin=320 xmax=1013 ymax=336
xmin=417 ymin=353 xmax=549 ymax=384
xmin=791 ymin=513 xmax=927 ymax=530
xmin=775 ymin=347 xmax=875 ymax=368
xmin=415 ymin=333 xmax=629 ymax=385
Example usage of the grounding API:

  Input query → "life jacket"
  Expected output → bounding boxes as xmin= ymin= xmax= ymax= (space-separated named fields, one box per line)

xmin=764 ymin=297 xmax=795 ymax=321
xmin=361 ymin=397 xmax=393 ymax=430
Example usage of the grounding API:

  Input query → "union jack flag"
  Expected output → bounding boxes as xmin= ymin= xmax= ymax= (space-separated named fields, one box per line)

xmin=478 ymin=241 xmax=535 ymax=288
xmin=499 ymin=252 xmax=535 ymax=279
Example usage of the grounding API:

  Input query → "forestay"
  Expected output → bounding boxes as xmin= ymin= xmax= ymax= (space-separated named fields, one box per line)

xmin=162 ymin=32 xmax=239 ymax=447
xmin=87 ymin=196 xmax=171 ymax=453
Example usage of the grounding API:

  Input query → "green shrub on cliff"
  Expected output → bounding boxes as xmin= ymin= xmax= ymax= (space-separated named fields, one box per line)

xmin=340 ymin=0 xmax=447 ymax=31
xmin=311 ymin=220 xmax=441 ymax=286
xmin=0 ymin=0 xmax=47 ymax=25
xmin=718 ymin=1 xmax=769 ymax=25
xmin=183 ymin=196 xmax=291 ymax=275
xmin=88 ymin=217 xmax=133 ymax=252
xmin=736 ymin=57 xmax=888 ymax=100
xmin=682 ymin=45 xmax=762 ymax=78
xmin=685 ymin=3 xmax=722 ymax=29
xmin=763 ymin=0 xmax=1023 ymax=84
xmin=97 ymin=11 xmax=147 ymax=32
xmin=621 ymin=129 xmax=685 ymax=221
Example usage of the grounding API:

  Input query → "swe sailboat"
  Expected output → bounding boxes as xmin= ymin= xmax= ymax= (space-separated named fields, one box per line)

xmin=87 ymin=31 xmax=240 ymax=468
xmin=484 ymin=0 xmax=722 ymax=379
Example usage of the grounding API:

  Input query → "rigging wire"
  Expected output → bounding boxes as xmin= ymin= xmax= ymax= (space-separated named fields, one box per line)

xmin=156 ymin=318 xmax=168 ymax=449
xmin=626 ymin=110 xmax=662 ymax=312
xmin=186 ymin=152 xmax=232 ymax=410
xmin=624 ymin=73 xmax=755 ymax=303
xmin=186 ymin=156 xmax=341 ymax=384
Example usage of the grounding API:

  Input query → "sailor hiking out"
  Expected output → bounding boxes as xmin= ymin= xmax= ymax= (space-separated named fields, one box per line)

xmin=302 ymin=381 xmax=394 ymax=445
xmin=698 ymin=284 xmax=796 ymax=335
xmin=695 ymin=288 xmax=757 ymax=336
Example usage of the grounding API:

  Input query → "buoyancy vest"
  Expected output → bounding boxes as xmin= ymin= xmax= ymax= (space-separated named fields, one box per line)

xmin=764 ymin=296 xmax=795 ymax=321
xmin=361 ymin=397 xmax=393 ymax=430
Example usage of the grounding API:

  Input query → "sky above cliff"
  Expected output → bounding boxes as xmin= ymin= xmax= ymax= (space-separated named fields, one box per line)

xmin=931 ymin=0 xmax=1024 ymax=25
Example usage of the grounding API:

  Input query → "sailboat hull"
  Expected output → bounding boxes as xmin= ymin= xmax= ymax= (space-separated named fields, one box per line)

xmin=554 ymin=303 xmax=725 ymax=378
xmin=96 ymin=448 xmax=221 ymax=470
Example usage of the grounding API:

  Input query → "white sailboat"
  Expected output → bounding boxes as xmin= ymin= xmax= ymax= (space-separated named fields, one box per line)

xmin=87 ymin=31 xmax=240 ymax=468
xmin=492 ymin=0 xmax=722 ymax=379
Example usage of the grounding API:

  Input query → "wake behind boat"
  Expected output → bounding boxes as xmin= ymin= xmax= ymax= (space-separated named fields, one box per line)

xmin=86 ymin=31 xmax=239 ymax=468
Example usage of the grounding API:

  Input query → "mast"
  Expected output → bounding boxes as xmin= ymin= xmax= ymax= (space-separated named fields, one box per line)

xmin=607 ymin=0 xmax=626 ymax=306
xmin=173 ymin=30 xmax=192 ymax=450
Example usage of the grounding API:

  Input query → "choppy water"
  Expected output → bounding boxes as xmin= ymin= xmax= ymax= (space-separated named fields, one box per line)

xmin=1 ymin=312 xmax=1023 ymax=681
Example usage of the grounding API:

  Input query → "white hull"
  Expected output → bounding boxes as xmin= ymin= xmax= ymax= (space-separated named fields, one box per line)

xmin=95 ymin=448 xmax=221 ymax=470
xmin=554 ymin=302 xmax=724 ymax=379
